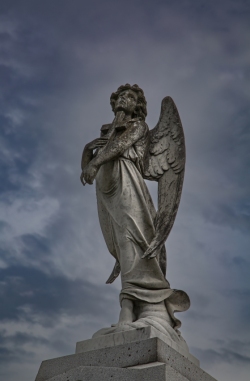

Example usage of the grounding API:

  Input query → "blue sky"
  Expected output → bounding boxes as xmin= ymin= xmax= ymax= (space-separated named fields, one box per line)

xmin=0 ymin=1 xmax=250 ymax=380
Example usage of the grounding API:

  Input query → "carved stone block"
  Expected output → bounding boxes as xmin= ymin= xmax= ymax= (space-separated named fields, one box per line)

xmin=35 ymin=337 xmax=217 ymax=381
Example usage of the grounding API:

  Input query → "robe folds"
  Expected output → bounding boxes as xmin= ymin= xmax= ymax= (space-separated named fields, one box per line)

xmin=95 ymin=122 xmax=189 ymax=329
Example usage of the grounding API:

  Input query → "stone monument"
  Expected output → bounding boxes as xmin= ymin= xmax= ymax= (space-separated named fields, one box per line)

xmin=35 ymin=84 xmax=218 ymax=381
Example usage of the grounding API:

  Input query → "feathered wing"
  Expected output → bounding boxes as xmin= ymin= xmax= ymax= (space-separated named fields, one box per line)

xmin=106 ymin=260 xmax=120 ymax=284
xmin=143 ymin=96 xmax=185 ymax=260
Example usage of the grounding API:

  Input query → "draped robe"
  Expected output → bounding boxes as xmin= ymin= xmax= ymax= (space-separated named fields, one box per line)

xmin=95 ymin=118 xmax=189 ymax=330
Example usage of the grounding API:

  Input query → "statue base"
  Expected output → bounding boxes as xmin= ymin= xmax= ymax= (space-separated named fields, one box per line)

xmin=35 ymin=327 xmax=218 ymax=381
xmin=76 ymin=325 xmax=197 ymax=365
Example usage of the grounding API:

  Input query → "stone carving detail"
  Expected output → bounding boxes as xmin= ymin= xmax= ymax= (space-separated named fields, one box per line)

xmin=81 ymin=84 xmax=189 ymax=347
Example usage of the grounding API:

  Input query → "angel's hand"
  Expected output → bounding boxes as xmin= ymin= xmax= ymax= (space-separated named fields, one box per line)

xmin=82 ymin=161 xmax=99 ymax=184
xmin=85 ymin=137 xmax=108 ymax=151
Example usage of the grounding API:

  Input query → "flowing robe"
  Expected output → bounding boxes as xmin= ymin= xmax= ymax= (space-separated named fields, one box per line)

xmin=95 ymin=118 xmax=189 ymax=329
xmin=96 ymin=119 xmax=171 ymax=297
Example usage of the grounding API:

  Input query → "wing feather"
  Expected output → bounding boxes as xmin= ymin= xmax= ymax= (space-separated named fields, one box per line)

xmin=106 ymin=260 xmax=120 ymax=284
xmin=144 ymin=97 xmax=185 ymax=180
xmin=151 ymin=155 xmax=164 ymax=175
xmin=143 ymin=96 xmax=185 ymax=260
xmin=158 ymin=150 xmax=169 ymax=171
xmin=150 ymin=135 xmax=169 ymax=155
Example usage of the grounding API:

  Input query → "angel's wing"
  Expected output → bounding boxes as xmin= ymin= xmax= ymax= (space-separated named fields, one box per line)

xmin=143 ymin=96 xmax=185 ymax=259
xmin=106 ymin=260 xmax=121 ymax=284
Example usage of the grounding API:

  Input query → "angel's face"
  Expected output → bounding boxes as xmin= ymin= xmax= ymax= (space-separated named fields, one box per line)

xmin=115 ymin=89 xmax=138 ymax=116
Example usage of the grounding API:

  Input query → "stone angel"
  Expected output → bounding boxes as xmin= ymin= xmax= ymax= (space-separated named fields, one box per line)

xmin=81 ymin=84 xmax=190 ymax=345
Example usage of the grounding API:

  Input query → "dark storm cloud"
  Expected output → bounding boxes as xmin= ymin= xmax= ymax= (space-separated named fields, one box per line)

xmin=0 ymin=265 xmax=118 ymax=323
xmin=0 ymin=331 xmax=48 ymax=347
xmin=0 ymin=332 xmax=48 ymax=364
xmin=0 ymin=264 xmax=119 ymax=379
xmin=195 ymin=347 xmax=250 ymax=366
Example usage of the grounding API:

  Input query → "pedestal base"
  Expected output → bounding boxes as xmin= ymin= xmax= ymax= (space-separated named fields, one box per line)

xmin=35 ymin=328 xmax=217 ymax=381
xmin=39 ymin=363 xmax=192 ymax=381
xmin=76 ymin=326 xmax=198 ymax=365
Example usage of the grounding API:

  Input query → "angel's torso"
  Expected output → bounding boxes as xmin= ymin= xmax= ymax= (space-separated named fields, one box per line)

xmin=100 ymin=117 xmax=149 ymax=175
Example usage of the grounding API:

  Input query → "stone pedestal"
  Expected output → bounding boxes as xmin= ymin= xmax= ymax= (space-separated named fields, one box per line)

xmin=35 ymin=327 xmax=217 ymax=381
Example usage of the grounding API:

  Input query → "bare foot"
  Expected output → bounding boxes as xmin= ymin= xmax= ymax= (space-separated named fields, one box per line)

xmin=118 ymin=299 xmax=134 ymax=324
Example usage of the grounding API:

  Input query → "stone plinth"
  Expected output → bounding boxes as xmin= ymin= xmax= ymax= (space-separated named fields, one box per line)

xmin=76 ymin=326 xmax=198 ymax=365
xmin=35 ymin=328 xmax=217 ymax=381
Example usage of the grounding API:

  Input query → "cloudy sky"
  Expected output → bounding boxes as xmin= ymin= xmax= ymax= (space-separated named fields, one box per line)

xmin=0 ymin=1 xmax=250 ymax=380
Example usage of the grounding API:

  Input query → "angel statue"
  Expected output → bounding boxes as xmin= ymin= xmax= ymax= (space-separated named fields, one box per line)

xmin=80 ymin=84 xmax=190 ymax=348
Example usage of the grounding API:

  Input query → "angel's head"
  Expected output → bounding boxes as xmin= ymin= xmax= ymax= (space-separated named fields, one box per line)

xmin=110 ymin=84 xmax=147 ymax=120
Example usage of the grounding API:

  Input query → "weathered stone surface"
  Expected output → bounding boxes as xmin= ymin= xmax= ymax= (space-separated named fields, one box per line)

xmin=36 ymin=339 xmax=157 ymax=381
xmin=80 ymin=84 xmax=190 ymax=340
xmin=46 ymin=362 xmax=190 ymax=381
xmin=75 ymin=326 xmax=199 ymax=366
xmin=35 ymin=338 xmax=216 ymax=381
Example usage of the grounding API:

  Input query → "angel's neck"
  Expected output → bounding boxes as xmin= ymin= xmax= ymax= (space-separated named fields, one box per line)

xmin=117 ymin=113 xmax=132 ymax=122
xmin=114 ymin=111 xmax=132 ymax=125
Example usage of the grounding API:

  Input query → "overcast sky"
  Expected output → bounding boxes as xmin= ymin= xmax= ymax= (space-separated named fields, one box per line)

xmin=0 ymin=1 xmax=250 ymax=380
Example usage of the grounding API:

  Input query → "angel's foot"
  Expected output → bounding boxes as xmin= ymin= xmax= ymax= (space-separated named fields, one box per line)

xmin=118 ymin=298 xmax=134 ymax=325
xmin=116 ymin=322 xmax=131 ymax=329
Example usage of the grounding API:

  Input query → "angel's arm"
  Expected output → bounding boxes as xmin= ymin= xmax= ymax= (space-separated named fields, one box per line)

xmin=80 ymin=137 xmax=108 ymax=185
xmin=81 ymin=138 xmax=108 ymax=169
xmin=92 ymin=121 xmax=146 ymax=167
xmin=81 ymin=147 xmax=93 ymax=171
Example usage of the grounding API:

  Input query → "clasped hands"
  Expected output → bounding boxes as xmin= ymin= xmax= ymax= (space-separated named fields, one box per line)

xmin=80 ymin=137 xmax=108 ymax=185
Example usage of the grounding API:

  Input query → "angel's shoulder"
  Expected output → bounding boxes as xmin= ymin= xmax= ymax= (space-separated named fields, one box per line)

xmin=126 ymin=117 xmax=149 ymax=133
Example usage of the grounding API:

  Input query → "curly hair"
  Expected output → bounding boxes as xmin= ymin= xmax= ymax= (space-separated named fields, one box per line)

xmin=110 ymin=83 xmax=147 ymax=120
